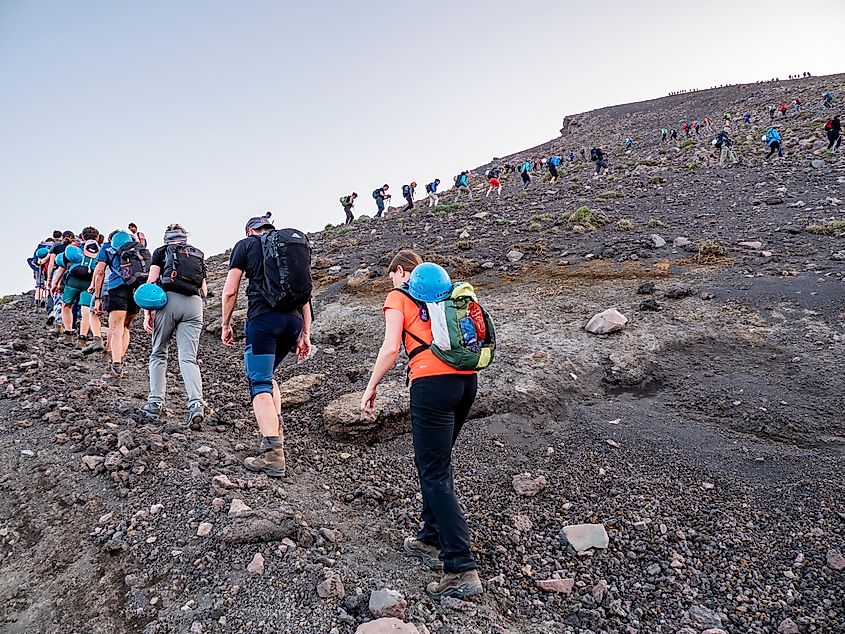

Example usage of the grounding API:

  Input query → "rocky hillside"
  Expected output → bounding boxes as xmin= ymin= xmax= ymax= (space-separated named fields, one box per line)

xmin=1 ymin=74 xmax=844 ymax=634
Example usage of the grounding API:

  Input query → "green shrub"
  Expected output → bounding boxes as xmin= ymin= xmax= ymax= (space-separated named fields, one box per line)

xmin=323 ymin=223 xmax=334 ymax=232
xmin=688 ymin=162 xmax=701 ymax=170
xmin=806 ymin=220 xmax=845 ymax=235
xmin=648 ymin=218 xmax=665 ymax=228
xmin=680 ymin=139 xmax=696 ymax=149
xmin=615 ymin=219 xmax=633 ymax=231
xmin=567 ymin=206 xmax=609 ymax=231
xmin=338 ymin=227 xmax=351 ymax=236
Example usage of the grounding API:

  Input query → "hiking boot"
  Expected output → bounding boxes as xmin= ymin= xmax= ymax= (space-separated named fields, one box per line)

xmin=81 ymin=338 xmax=104 ymax=354
xmin=244 ymin=447 xmax=286 ymax=477
xmin=46 ymin=315 xmax=55 ymax=326
xmin=425 ymin=570 xmax=483 ymax=600
xmin=140 ymin=402 xmax=163 ymax=420
xmin=187 ymin=402 xmax=204 ymax=430
xmin=110 ymin=362 xmax=123 ymax=378
xmin=404 ymin=537 xmax=443 ymax=570
xmin=61 ymin=331 xmax=76 ymax=346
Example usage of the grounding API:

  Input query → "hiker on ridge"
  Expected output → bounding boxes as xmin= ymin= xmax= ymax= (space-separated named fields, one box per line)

xmin=826 ymin=115 xmax=842 ymax=151
xmin=373 ymin=184 xmax=391 ymax=218
xmin=714 ymin=128 xmax=739 ymax=167
xmin=221 ymin=215 xmax=313 ymax=477
xmin=764 ymin=127 xmax=783 ymax=159
xmin=402 ymin=182 xmax=417 ymax=212
xmin=340 ymin=192 xmax=358 ymax=226
xmin=486 ymin=166 xmax=502 ymax=198
xmin=823 ymin=92 xmax=834 ymax=109
xmin=454 ymin=171 xmax=473 ymax=200
xmin=425 ymin=179 xmax=441 ymax=208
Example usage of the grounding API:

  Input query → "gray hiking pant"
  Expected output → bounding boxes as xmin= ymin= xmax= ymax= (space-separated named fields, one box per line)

xmin=149 ymin=292 xmax=203 ymax=407
xmin=719 ymin=146 xmax=738 ymax=167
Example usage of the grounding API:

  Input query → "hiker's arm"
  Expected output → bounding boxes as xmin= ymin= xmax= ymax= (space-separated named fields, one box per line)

xmin=221 ymin=268 xmax=242 ymax=347
xmin=296 ymin=301 xmax=313 ymax=361
xmin=361 ymin=308 xmax=404 ymax=415
xmin=45 ymin=254 xmax=56 ymax=288
xmin=92 ymin=261 xmax=106 ymax=297
xmin=147 ymin=264 xmax=161 ymax=285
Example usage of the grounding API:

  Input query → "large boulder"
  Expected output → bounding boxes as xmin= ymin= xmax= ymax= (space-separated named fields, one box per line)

xmin=323 ymin=382 xmax=409 ymax=443
xmin=279 ymin=373 xmax=325 ymax=408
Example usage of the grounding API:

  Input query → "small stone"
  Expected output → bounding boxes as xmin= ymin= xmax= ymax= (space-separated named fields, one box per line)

xmin=673 ymin=237 xmax=691 ymax=247
xmin=328 ymin=266 xmax=342 ymax=275
xmin=563 ymin=523 xmax=609 ymax=552
xmin=650 ymin=234 xmax=666 ymax=248
xmin=246 ymin=552 xmax=265 ymax=575
xmin=811 ymin=159 xmax=825 ymax=169
xmin=585 ymin=308 xmax=628 ymax=334
xmin=355 ymin=619 xmax=420 ymax=634
xmin=368 ymin=588 xmax=407 ymax=619
xmin=592 ymin=579 xmax=608 ymax=604
xmin=701 ymin=482 xmax=715 ymax=490
xmin=81 ymin=455 xmax=104 ymax=470
xmin=536 ymin=578 xmax=575 ymax=593
xmin=150 ymin=503 xmax=164 ymax=515
xmin=506 ymin=250 xmax=524 ymax=263
xmin=637 ymin=282 xmax=655 ymax=295
xmin=778 ymin=617 xmax=800 ymax=634
xmin=229 ymin=499 xmax=252 ymax=517
xmin=646 ymin=563 xmax=661 ymax=575
xmin=197 ymin=522 xmax=213 ymax=537
xmin=826 ymin=548 xmax=845 ymax=571
xmin=686 ymin=605 xmax=723 ymax=629
xmin=320 ymin=527 xmax=343 ymax=543
xmin=316 ymin=571 xmax=345 ymax=599
xmin=738 ymin=241 xmax=763 ymax=250
xmin=512 ymin=473 xmax=547 ymax=497
xmin=605 ymin=439 xmax=621 ymax=448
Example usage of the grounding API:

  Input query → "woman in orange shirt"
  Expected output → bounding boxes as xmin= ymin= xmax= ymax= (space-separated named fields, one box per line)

xmin=361 ymin=249 xmax=482 ymax=600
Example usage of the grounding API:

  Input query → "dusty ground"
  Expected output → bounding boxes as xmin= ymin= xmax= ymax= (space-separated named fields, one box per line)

xmin=1 ymin=74 xmax=844 ymax=634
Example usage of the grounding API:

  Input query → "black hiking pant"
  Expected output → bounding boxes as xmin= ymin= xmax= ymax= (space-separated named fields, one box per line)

xmin=765 ymin=141 xmax=783 ymax=159
xmin=827 ymin=130 xmax=842 ymax=150
xmin=344 ymin=206 xmax=354 ymax=225
xmin=403 ymin=195 xmax=414 ymax=212
xmin=410 ymin=374 xmax=478 ymax=574
xmin=521 ymin=171 xmax=531 ymax=189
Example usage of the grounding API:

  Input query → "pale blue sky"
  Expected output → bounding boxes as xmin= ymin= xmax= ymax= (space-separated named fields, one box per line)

xmin=1 ymin=0 xmax=842 ymax=292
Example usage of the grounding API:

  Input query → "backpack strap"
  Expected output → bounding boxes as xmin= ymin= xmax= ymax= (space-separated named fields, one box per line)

xmin=388 ymin=288 xmax=431 ymax=360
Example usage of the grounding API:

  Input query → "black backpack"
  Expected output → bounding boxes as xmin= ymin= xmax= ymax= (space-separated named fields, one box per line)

xmin=402 ymin=184 xmax=411 ymax=197
xmin=590 ymin=148 xmax=598 ymax=161
xmin=112 ymin=241 xmax=151 ymax=287
xmin=425 ymin=183 xmax=432 ymax=193
xmin=161 ymin=244 xmax=205 ymax=293
xmin=258 ymin=229 xmax=313 ymax=311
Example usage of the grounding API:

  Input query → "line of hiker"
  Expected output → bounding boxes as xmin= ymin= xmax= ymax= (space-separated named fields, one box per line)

xmin=26 ymin=216 xmax=496 ymax=602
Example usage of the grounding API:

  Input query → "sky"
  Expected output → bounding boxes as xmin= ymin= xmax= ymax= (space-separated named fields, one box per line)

xmin=1 ymin=0 xmax=843 ymax=293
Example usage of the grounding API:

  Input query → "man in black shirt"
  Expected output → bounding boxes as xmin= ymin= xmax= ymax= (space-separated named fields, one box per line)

xmin=140 ymin=223 xmax=208 ymax=429
xmin=222 ymin=214 xmax=313 ymax=476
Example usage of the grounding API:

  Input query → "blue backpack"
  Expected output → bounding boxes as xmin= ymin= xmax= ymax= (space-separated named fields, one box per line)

xmin=402 ymin=184 xmax=411 ymax=197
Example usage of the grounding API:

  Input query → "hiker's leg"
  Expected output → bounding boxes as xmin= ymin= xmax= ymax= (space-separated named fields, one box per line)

xmin=174 ymin=294 xmax=204 ymax=407
xmin=122 ymin=312 xmax=136 ymax=357
xmin=108 ymin=310 xmax=127 ymax=363
xmin=148 ymin=302 xmax=176 ymax=405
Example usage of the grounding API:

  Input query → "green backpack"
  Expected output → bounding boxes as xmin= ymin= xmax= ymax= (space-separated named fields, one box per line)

xmin=398 ymin=282 xmax=496 ymax=371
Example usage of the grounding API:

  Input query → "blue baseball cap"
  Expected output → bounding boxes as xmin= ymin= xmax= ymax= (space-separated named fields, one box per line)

xmin=245 ymin=214 xmax=274 ymax=235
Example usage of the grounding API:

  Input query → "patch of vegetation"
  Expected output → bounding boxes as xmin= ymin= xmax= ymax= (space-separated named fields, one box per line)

xmin=323 ymin=223 xmax=334 ymax=232
xmin=530 ymin=213 xmax=554 ymax=223
xmin=566 ymin=206 xmax=609 ymax=232
xmin=615 ymin=219 xmax=633 ymax=231
xmin=434 ymin=203 xmax=467 ymax=214
xmin=680 ymin=138 xmax=697 ymax=149
xmin=0 ymin=295 xmax=14 ymax=308
xmin=649 ymin=176 xmax=666 ymax=185
xmin=648 ymin=218 xmax=665 ymax=228
xmin=658 ymin=148 xmax=668 ymax=154
xmin=687 ymin=162 xmax=701 ymax=170
xmin=637 ymin=159 xmax=660 ymax=167
xmin=697 ymin=240 xmax=727 ymax=263
xmin=598 ymin=190 xmax=620 ymax=199
xmin=806 ymin=220 xmax=845 ymax=235
xmin=338 ymin=227 xmax=352 ymax=236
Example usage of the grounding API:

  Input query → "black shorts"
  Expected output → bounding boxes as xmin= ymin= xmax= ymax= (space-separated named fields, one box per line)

xmin=106 ymin=284 xmax=140 ymax=315
xmin=549 ymin=165 xmax=559 ymax=177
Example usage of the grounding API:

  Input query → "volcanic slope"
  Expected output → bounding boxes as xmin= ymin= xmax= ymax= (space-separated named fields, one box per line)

xmin=1 ymin=74 xmax=844 ymax=634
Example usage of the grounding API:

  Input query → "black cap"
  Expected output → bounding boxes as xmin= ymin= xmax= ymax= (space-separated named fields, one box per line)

xmin=244 ymin=215 xmax=274 ymax=235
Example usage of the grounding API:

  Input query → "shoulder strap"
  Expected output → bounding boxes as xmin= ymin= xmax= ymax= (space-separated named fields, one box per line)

xmin=388 ymin=288 xmax=430 ymax=359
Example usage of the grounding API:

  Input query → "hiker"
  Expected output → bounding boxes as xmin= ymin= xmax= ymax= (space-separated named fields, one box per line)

xmin=826 ymin=115 xmax=842 ymax=151
xmin=794 ymin=98 xmax=801 ymax=113
xmin=425 ymin=179 xmax=441 ymax=208
xmin=128 ymin=222 xmax=147 ymax=248
xmin=46 ymin=231 xmax=76 ymax=329
xmin=485 ymin=166 xmax=502 ymax=198
xmin=402 ymin=182 xmax=417 ymax=212
xmin=221 ymin=215 xmax=313 ymax=476
xmin=682 ymin=122 xmax=690 ymax=137
xmin=660 ymin=128 xmax=668 ymax=143
xmin=519 ymin=159 xmax=531 ymax=189
xmin=823 ymin=92 xmax=834 ymax=109
xmin=779 ymin=102 xmax=788 ymax=118
xmin=625 ymin=137 xmax=634 ymax=149
xmin=743 ymin=111 xmax=751 ymax=125
xmin=454 ymin=171 xmax=472 ymax=200
xmin=340 ymin=192 xmax=358 ymax=226
xmin=591 ymin=147 xmax=607 ymax=176
xmin=56 ymin=226 xmax=100 ymax=349
xmin=670 ymin=128 xmax=678 ymax=141
xmin=714 ymin=129 xmax=739 ymax=167
xmin=373 ymin=185 xmax=391 ymax=218
xmin=579 ymin=148 xmax=586 ymax=162
xmin=92 ymin=229 xmax=151 ymax=378
xmin=768 ymin=104 xmax=777 ymax=121
xmin=361 ymin=251 xmax=489 ymax=600
xmin=764 ymin=127 xmax=783 ymax=159
xmin=691 ymin=120 xmax=699 ymax=135
xmin=547 ymin=154 xmax=562 ymax=183
xmin=569 ymin=150 xmax=575 ymax=162
xmin=139 ymin=223 xmax=207 ymax=428
xmin=703 ymin=116 xmax=713 ymax=130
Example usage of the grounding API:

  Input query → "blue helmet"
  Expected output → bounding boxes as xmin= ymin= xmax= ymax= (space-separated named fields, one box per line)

xmin=64 ymin=244 xmax=83 ymax=264
xmin=35 ymin=247 xmax=49 ymax=259
xmin=56 ymin=253 xmax=66 ymax=268
xmin=408 ymin=262 xmax=452 ymax=303
xmin=111 ymin=231 xmax=133 ymax=250
xmin=134 ymin=283 xmax=168 ymax=310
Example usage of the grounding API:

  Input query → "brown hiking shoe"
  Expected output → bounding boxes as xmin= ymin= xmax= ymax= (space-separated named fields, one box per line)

xmin=403 ymin=537 xmax=443 ymax=570
xmin=244 ymin=447 xmax=286 ymax=477
xmin=426 ymin=570 xmax=483 ymax=600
